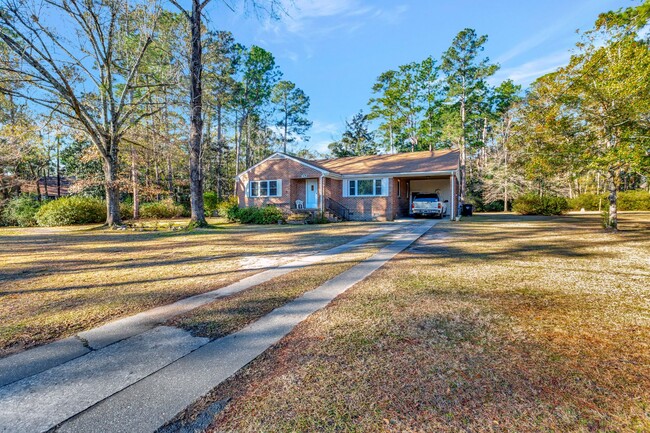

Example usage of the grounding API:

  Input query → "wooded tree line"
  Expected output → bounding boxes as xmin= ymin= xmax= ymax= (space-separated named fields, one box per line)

xmin=329 ymin=1 xmax=649 ymax=229
xmin=0 ymin=0 xmax=310 ymax=225
xmin=1 ymin=0 xmax=648 ymax=229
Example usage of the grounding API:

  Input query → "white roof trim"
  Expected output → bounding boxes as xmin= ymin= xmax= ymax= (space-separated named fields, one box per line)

xmin=340 ymin=170 xmax=457 ymax=179
xmin=235 ymin=152 xmax=331 ymax=179
xmin=235 ymin=154 xmax=456 ymax=180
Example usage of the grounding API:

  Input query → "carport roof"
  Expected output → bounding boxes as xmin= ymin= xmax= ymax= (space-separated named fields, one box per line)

xmin=310 ymin=149 xmax=460 ymax=176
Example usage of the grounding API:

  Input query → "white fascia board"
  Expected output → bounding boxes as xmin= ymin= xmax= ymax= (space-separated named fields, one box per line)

xmin=340 ymin=170 xmax=457 ymax=179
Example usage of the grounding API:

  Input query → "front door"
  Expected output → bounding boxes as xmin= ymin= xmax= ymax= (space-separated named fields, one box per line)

xmin=305 ymin=179 xmax=318 ymax=209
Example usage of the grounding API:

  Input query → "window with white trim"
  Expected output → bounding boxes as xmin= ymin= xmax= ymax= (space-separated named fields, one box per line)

xmin=249 ymin=180 xmax=281 ymax=197
xmin=347 ymin=178 xmax=385 ymax=197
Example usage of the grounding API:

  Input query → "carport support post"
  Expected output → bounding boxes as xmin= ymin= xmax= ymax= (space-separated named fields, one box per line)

xmin=320 ymin=175 xmax=325 ymax=214
xmin=450 ymin=174 xmax=455 ymax=220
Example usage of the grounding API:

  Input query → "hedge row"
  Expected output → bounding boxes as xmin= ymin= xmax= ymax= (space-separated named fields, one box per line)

xmin=568 ymin=190 xmax=650 ymax=211
xmin=0 ymin=195 xmax=190 ymax=227
xmin=512 ymin=194 xmax=569 ymax=216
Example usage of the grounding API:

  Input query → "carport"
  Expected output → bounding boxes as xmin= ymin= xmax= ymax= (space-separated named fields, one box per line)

xmin=393 ymin=173 xmax=459 ymax=220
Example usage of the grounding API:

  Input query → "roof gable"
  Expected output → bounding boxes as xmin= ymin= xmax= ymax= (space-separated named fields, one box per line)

xmin=236 ymin=153 xmax=331 ymax=179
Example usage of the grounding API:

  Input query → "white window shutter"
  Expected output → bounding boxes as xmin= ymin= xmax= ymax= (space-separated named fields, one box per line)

xmin=381 ymin=178 xmax=389 ymax=196
xmin=342 ymin=179 xmax=349 ymax=198
xmin=276 ymin=179 xmax=282 ymax=197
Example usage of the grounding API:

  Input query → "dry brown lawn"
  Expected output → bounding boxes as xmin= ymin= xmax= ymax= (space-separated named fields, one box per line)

xmin=0 ymin=219 xmax=384 ymax=356
xmin=169 ymin=237 xmax=388 ymax=340
xmin=186 ymin=213 xmax=650 ymax=433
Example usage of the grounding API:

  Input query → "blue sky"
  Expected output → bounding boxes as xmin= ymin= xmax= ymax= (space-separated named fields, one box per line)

xmin=205 ymin=0 xmax=635 ymax=153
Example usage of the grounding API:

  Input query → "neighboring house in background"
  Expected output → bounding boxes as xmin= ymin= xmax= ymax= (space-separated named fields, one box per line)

xmin=22 ymin=176 xmax=75 ymax=199
xmin=235 ymin=149 xmax=460 ymax=221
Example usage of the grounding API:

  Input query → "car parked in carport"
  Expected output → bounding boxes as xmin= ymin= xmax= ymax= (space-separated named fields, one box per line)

xmin=411 ymin=193 xmax=448 ymax=218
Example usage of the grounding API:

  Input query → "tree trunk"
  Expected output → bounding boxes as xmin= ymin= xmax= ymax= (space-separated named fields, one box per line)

xmin=35 ymin=176 xmax=41 ymax=202
xmin=43 ymin=170 xmax=49 ymax=198
xmin=103 ymin=154 xmax=122 ymax=226
xmin=235 ymin=111 xmax=241 ymax=176
xmin=607 ymin=169 xmax=618 ymax=230
xmin=216 ymin=103 xmax=223 ymax=199
xmin=131 ymin=144 xmax=140 ymax=219
xmin=503 ymin=146 xmax=508 ymax=212
xmin=167 ymin=153 xmax=173 ymax=195
xmin=188 ymin=0 xmax=206 ymax=226
xmin=245 ymin=115 xmax=252 ymax=168
xmin=459 ymin=95 xmax=467 ymax=203
xmin=56 ymin=137 xmax=61 ymax=198
xmin=283 ymin=94 xmax=288 ymax=153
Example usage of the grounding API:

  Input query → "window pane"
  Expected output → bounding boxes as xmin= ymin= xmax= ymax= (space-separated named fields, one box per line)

xmin=349 ymin=180 xmax=356 ymax=196
xmin=260 ymin=181 xmax=268 ymax=196
xmin=269 ymin=180 xmax=278 ymax=196
xmin=357 ymin=179 xmax=374 ymax=195
xmin=375 ymin=179 xmax=382 ymax=195
xmin=251 ymin=182 xmax=259 ymax=197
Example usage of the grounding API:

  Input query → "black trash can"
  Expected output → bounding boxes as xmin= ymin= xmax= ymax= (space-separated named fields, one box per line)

xmin=461 ymin=204 xmax=473 ymax=217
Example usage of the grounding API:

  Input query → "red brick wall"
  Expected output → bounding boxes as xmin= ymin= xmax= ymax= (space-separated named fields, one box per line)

xmin=326 ymin=178 xmax=393 ymax=221
xmin=237 ymin=155 xmax=457 ymax=221
xmin=237 ymin=156 xmax=322 ymax=211
xmin=394 ymin=178 xmax=411 ymax=218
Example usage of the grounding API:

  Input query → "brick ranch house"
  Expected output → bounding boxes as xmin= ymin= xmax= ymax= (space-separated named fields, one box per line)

xmin=235 ymin=149 xmax=461 ymax=221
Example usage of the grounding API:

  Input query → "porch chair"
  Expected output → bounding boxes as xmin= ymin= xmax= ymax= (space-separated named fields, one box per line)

xmin=295 ymin=199 xmax=304 ymax=210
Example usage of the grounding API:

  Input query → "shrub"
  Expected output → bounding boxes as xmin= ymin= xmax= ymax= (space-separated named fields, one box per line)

xmin=217 ymin=196 xmax=240 ymax=221
xmin=618 ymin=190 xmax=650 ymax=211
xmin=120 ymin=202 xmax=134 ymax=220
xmin=233 ymin=205 xmax=284 ymax=224
xmin=203 ymin=191 xmax=219 ymax=215
xmin=235 ymin=207 xmax=259 ymax=224
xmin=568 ymin=190 xmax=650 ymax=211
xmin=36 ymin=196 xmax=106 ymax=226
xmin=568 ymin=193 xmax=606 ymax=211
xmin=482 ymin=200 xmax=505 ymax=212
xmin=140 ymin=199 xmax=184 ymax=219
xmin=513 ymin=193 xmax=569 ymax=216
xmin=1 ymin=195 xmax=41 ymax=227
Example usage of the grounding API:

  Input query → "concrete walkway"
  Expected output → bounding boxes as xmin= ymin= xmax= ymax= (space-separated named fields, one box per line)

xmin=0 ymin=220 xmax=436 ymax=433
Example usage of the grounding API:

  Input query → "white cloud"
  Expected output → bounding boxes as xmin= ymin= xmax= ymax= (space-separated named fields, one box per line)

xmin=282 ymin=49 xmax=300 ymax=62
xmin=259 ymin=1 xmax=407 ymax=39
xmin=307 ymin=139 xmax=334 ymax=153
xmin=262 ymin=0 xmax=365 ymax=34
xmin=494 ymin=1 xmax=589 ymax=65
xmin=491 ymin=50 xmax=572 ymax=85
xmin=310 ymin=119 xmax=341 ymax=135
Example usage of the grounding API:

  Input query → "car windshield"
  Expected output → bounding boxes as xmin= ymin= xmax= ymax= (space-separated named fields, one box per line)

xmin=414 ymin=194 xmax=439 ymax=202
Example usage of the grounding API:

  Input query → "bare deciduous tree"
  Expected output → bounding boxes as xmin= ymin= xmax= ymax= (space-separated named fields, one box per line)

xmin=168 ymin=0 xmax=283 ymax=226
xmin=0 ymin=0 xmax=163 ymax=225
